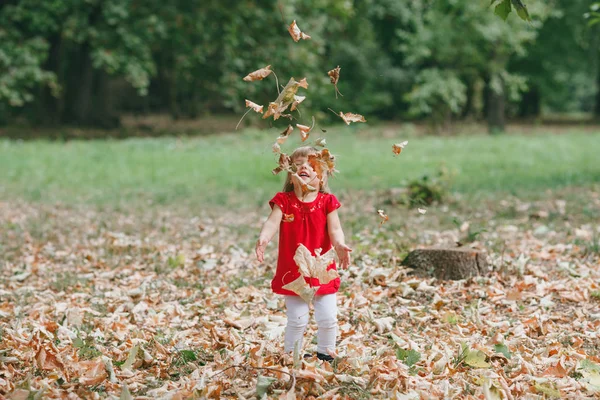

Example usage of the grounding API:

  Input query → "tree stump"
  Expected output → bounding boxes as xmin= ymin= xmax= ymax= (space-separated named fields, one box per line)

xmin=401 ymin=248 xmax=490 ymax=280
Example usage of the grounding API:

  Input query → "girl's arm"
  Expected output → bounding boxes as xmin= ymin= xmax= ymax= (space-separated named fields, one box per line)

xmin=255 ymin=204 xmax=283 ymax=262
xmin=327 ymin=209 xmax=352 ymax=269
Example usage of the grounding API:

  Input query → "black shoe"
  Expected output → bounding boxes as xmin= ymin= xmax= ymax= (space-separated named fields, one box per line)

xmin=316 ymin=352 xmax=334 ymax=362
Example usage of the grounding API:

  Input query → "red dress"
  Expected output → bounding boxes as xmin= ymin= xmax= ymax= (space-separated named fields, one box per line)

xmin=269 ymin=191 xmax=341 ymax=296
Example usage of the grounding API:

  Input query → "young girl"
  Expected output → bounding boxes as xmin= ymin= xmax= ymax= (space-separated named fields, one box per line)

xmin=255 ymin=146 xmax=352 ymax=362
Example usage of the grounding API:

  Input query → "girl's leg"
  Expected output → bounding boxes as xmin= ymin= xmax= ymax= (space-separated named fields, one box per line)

xmin=313 ymin=294 xmax=337 ymax=354
xmin=284 ymin=296 xmax=310 ymax=352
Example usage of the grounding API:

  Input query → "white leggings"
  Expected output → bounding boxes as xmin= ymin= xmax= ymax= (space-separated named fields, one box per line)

xmin=283 ymin=294 xmax=337 ymax=354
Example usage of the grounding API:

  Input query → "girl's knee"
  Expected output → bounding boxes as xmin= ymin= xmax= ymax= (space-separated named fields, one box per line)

xmin=315 ymin=315 xmax=337 ymax=329
xmin=287 ymin=314 xmax=309 ymax=329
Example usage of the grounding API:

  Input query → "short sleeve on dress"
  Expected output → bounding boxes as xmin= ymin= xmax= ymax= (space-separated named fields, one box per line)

xmin=325 ymin=194 xmax=341 ymax=214
xmin=269 ymin=192 xmax=287 ymax=211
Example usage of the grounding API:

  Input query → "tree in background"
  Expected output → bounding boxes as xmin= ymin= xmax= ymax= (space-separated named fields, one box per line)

xmin=0 ymin=0 xmax=164 ymax=127
xmin=0 ymin=0 xmax=596 ymax=132
xmin=394 ymin=0 xmax=549 ymax=133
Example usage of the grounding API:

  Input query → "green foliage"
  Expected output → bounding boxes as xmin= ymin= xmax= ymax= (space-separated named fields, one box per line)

xmin=2 ymin=129 xmax=600 ymax=207
xmin=492 ymin=0 xmax=531 ymax=22
xmin=404 ymin=166 xmax=453 ymax=207
xmin=493 ymin=343 xmax=512 ymax=359
xmin=0 ymin=0 xmax=592 ymax=128
xmin=585 ymin=3 xmax=600 ymax=26
xmin=395 ymin=348 xmax=421 ymax=368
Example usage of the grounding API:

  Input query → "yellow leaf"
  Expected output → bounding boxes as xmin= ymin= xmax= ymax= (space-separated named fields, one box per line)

xmin=464 ymin=349 xmax=490 ymax=368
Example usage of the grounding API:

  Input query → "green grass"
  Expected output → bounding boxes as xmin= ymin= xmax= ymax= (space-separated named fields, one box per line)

xmin=1 ymin=126 xmax=599 ymax=207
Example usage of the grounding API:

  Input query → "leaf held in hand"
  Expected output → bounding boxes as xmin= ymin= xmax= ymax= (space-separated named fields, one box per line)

xmin=288 ymin=20 xmax=311 ymax=42
xmin=293 ymin=244 xmax=339 ymax=285
xmin=243 ymin=65 xmax=272 ymax=82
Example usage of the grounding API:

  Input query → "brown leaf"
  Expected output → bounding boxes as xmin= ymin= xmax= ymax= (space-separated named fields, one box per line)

xmin=245 ymin=99 xmax=264 ymax=114
xmin=319 ymin=148 xmax=337 ymax=175
xmin=292 ymin=173 xmax=317 ymax=197
xmin=276 ymin=125 xmax=294 ymax=145
xmin=282 ymin=275 xmax=317 ymax=303
xmin=243 ymin=65 xmax=272 ymax=82
xmin=377 ymin=209 xmax=389 ymax=225
xmin=290 ymin=95 xmax=306 ymax=111
xmin=392 ymin=141 xmax=408 ymax=155
xmin=327 ymin=66 xmax=343 ymax=98
xmin=288 ymin=20 xmax=311 ymax=42
xmin=329 ymin=109 xmax=366 ymax=125
xmin=296 ymin=78 xmax=309 ymax=89
xmin=272 ymin=153 xmax=292 ymax=175
xmin=293 ymin=244 xmax=339 ymax=285
xmin=272 ymin=143 xmax=281 ymax=153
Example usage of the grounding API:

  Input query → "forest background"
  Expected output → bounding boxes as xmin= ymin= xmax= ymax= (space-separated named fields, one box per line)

xmin=1 ymin=0 xmax=599 ymax=135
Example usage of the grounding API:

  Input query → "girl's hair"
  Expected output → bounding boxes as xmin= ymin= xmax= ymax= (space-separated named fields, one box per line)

xmin=282 ymin=146 xmax=331 ymax=193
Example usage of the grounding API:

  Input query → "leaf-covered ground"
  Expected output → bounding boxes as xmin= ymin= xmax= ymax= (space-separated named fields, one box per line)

xmin=1 ymin=188 xmax=599 ymax=399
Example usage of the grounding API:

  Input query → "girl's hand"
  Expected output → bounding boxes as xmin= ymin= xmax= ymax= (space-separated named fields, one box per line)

xmin=255 ymin=238 xmax=268 ymax=262
xmin=335 ymin=244 xmax=352 ymax=270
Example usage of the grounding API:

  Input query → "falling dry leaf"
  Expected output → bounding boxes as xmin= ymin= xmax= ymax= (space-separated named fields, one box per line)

xmin=292 ymin=173 xmax=317 ymax=197
xmin=272 ymin=143 xmax=281 ymax=153
xmin=327 ymin=66 xmax=343 ymax=98
xmin=288 ymin=20 xmax=311 ymax=42
xmin=392 ymin=141 xmax=408 ymax=155
xmin=282 ymin=275 xmax=317 ymax=303
xmin=290 ymin=95 xmax=306 ymax=112
xmin=276 ymin=125 xmax=294 ymax=144
xmin=243 ymin=65 xmax=272 ymax=82
xmin=296 ymin=116 xmax=315 ymax=142
xmin=329 ymin=109 xmax=366 ymax=125
xmin=377 ymin=209 xmax=389 ymax=225
xmin=314 ymin=138 xmax=326 ymax=147
xmin=263 ymin=78 xmax=307 ymax=120
xmin=272 ymin=153 xmax=292 ymax=175
xmin=418 ymin=208 xmax=427 ymax=215
xmin=245 ymin=99 xmax=264 ymax=114
xmin=319 ymin=148 xmax=337 ymax=175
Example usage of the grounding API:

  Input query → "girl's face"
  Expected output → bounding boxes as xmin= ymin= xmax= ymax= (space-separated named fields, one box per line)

xmin=293 ymin=156 xmax=320 ymax=187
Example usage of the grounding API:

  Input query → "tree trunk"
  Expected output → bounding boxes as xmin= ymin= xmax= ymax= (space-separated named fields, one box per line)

xmin=401 ymin=248 xmax=490 ymax=280
xmin=519 ymin=85 xmax=541 ymax=119
xmin=486 ymin=78 xmax=505 ymax=133
xmin=595 ymin=51 xmax=600 ymax=118
xmin=37 ymin=33 xmax=63 ymax=125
